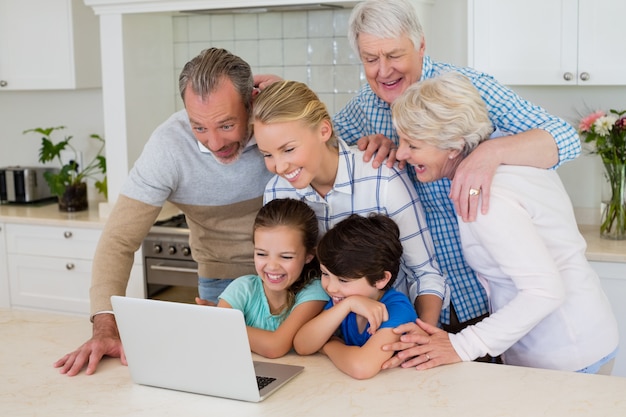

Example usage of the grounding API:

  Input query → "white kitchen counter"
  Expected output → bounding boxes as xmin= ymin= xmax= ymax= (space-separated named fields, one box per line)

xmin=578 ymin=224 xmax=626 ymax=263
xmin=0 ymin=201 xmax=106 ymax=227
xmin=2 ymin=308 xmax=626 ymax=417
xmin=0 ymin=200 xmax=182 ymax=227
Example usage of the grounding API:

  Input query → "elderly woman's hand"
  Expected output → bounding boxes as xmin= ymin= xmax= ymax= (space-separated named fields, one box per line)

xmin=380 ymin=320 xmax=428 ymax=369
xmin=381 ymin=319 xmax=461 ymax=370
xmin=449 ymin=140 xmax=500 ymax=222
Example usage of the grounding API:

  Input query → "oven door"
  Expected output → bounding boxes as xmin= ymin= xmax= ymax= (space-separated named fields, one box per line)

xmin=144 ymin=257 xmax=198 ymax=296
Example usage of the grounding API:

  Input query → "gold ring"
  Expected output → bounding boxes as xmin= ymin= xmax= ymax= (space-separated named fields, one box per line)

xmin=469 ymin=188 xmax=481 ymax=196
xmin=426 ymin=354 xmax=430 ymax=361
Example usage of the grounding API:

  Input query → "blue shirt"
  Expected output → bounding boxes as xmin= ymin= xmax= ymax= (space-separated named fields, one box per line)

xmin=333 ymin=55 xmax=580 ymax=324
xmin=264 ymin=139 xmax=448 ymax=304
xmin=324 ymin=289 xmax=418 ymax=347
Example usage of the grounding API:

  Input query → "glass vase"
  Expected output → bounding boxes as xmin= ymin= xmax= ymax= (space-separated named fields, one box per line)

xmin=600 ymin=161 xmax=626 ymax=240
xmin=58 ymin=182 xmax=89 ymax=212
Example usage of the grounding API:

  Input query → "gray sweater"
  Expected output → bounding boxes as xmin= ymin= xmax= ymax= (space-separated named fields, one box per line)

xmin=90 ymin=110 xmax=272 ymax=314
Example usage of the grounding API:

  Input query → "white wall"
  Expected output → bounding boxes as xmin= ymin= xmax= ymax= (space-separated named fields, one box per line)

xmin=0 ymin=89 xmax=103 ymax=167
xmin=513 ymin=85 xmax=626 ymax=224
xmin=2 ymin=0 xmax=624 ymax=223
xmin=0 ymin=89 xmax=105 ymax=199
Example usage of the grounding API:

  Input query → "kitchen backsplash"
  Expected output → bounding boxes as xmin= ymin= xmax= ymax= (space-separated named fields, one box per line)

xmin=172 ymin=9 xmax=364 ymax=114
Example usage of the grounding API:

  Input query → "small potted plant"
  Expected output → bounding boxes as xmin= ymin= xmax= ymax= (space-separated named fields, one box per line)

xmin=24 ymin=126 xmax=107 ymax=212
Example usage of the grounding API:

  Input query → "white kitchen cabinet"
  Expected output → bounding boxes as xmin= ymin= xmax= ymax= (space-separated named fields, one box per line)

xmin=6 ymin=224 xmax=102 ymax=315
xmin=0 ymin=0 xmax=101 ymax=90
xmin=469 ymin=0 xmax=626 ymax=86
xmin=0 ymin=223 xmax=9 ymax=308
xmin=591 ymin=261 xmax=626 ymax=378
xmin=5 ymin=223 xmax=145 ymax=315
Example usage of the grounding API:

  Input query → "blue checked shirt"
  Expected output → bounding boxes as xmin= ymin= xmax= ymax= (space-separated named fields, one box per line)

xmin=333 ymin=55 xmax=581 ymax=324
xmin=264 ymin=139 xmax=448 ymax=305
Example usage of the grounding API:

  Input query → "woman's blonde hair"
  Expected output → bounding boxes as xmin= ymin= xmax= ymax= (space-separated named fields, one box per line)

xmin=252 ymin=80 xmax=338 ymax=147
xmin=391 ymin=72 xmax=493 ymax=156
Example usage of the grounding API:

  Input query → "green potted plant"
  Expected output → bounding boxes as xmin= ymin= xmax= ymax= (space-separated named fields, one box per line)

xmin=24 ymin=126 xmax=107 ymax=212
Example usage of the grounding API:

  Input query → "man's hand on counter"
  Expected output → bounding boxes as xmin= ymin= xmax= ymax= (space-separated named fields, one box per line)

xmin=53 ymin=313 xmax=127 ymax=376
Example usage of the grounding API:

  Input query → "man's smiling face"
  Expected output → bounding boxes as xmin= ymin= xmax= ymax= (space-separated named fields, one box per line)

xmin=357 ymin=32 xmax=425 ymax=105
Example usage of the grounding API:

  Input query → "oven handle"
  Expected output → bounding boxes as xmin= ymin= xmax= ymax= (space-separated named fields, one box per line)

xmin=150 ymin=264 xmax=199 ymax=274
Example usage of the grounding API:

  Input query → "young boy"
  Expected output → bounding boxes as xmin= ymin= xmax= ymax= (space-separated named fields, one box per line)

xmin=293 ymin=214 xmax=418 ymax=379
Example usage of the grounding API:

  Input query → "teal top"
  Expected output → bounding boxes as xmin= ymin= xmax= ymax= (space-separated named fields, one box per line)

xmin=219 ymin=275 xmax=329 ymax=331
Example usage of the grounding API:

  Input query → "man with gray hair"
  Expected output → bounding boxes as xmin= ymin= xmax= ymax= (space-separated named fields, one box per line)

xmin=333 ymin=0 xmax=581 ymax=348
xmin=54 ymin=48 xmax=274 ymax=376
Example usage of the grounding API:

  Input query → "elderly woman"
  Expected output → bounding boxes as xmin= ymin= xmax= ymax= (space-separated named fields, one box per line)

xmin=383 ymin=71 xmax=619 ymax=374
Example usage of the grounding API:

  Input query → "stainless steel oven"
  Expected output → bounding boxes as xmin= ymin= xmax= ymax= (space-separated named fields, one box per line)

xmin=142 ymin=214 xmax=199 ymax=303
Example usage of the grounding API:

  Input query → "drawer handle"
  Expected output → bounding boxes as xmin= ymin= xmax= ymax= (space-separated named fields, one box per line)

xmin=64 ymin=231 xmax=73 ymax=239
xmin=66 ymin=263 xmax=75 ymax=270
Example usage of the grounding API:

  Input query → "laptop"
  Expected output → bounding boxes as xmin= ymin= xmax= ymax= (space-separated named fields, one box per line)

xmin=111 ymin=295 xmax=304 ymax=402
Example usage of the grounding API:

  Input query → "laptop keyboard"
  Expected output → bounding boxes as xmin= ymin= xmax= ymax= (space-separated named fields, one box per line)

xmin=256 ymin=376 xmax=276 ymax=390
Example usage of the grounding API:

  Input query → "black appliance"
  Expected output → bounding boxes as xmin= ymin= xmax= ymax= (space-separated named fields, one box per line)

xmin=142 ymin=214 xmax=198 ymax=299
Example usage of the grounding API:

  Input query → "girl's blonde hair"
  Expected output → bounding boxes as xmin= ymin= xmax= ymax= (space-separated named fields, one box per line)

xmin=391 ymin=72 xmax=494 ymax=157
xmin=252 ymin=80 xmax=338 ymax=147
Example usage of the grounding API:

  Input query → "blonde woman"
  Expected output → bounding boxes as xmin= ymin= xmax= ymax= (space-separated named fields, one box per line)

xmin=252 ymin=80 xmax=448 ymax=327
xmin=384 ymin=72 xmax=618 ymax=374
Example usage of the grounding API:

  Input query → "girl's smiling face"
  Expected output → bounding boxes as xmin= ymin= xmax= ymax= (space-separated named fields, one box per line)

xmin=254 ymin=225 xmax=313 ymax=295
xmin=396 ymin=135 xmax=459 ymax=182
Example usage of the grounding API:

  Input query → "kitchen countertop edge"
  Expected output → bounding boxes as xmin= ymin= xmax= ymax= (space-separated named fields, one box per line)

xmin=0 ymin=201 xmax=106 ymax=228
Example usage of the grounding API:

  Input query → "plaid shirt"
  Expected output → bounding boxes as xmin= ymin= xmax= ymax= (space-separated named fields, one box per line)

xmin=264 ymin=139 xmax=448 ymax=305
xmin=333 ymin=55 xmax=581 ymax=324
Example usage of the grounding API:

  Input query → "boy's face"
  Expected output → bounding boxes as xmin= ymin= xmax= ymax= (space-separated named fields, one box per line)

xmin=320 ymin=264 xmax=382 ymax=306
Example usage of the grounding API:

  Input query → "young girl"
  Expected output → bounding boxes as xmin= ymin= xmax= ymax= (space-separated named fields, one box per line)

xmin=217 ymin=198 xmax=329 ymax=359
xmin=252 ymin=80 xmax=447 ymax=327
xmin=293 ymin=213 xmax=418 ymax=380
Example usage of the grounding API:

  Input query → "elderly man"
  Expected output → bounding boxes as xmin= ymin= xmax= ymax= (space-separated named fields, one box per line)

xmin=333 ymin=0 xmax=580 ymax=337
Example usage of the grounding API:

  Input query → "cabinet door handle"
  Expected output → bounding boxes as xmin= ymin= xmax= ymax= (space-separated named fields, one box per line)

xmin=63 ymin=231 xmax=73 ymax=239
xmin=563 ymin=72 xmax=574 ymax=81
xmin=580 ymin=72 xmax=590 ymax=81
xmin=66 ymin=263 xmax=75 ymax=270
xmin=0 ymin=80 xmax=7 ymax=87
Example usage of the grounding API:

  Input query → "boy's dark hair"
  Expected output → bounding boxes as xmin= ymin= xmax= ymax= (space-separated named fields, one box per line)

xmin=254 ymin=198 xmax=321 ymax=313
xmin=316 ymin=214 xmax=402 ymax=290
